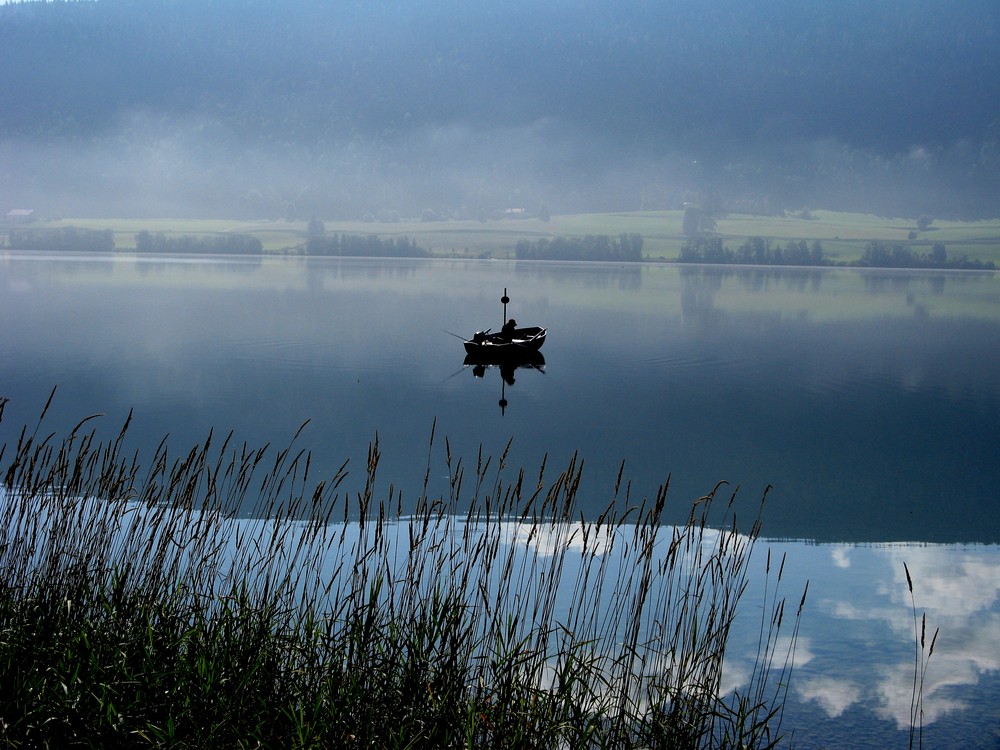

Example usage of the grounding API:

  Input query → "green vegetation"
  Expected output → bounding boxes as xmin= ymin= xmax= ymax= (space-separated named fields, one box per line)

xmin=679 ymin=236 xmax=995 ymax=270
xmin=135 ymin=230 xmax=263 ymax=255
xmin=8 ymin=226 xmax=115 ymax=253
xmin=515 ymin=233 xmax=643 ymax=261
xmin=856 ymin=240 xmax=994 ymax=269
xmin=305 ymin=232 xmax=429 ymax=258
xmin=680 ymin=237 xmax=827 ymax=266
xmin=6 ymin=211 xmax=1000 ymax=265
xmin=1 ymin=393 xmax=806 ymax=748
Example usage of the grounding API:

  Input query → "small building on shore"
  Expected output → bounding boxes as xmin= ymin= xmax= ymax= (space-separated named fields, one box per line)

xmin=5 ymin=209 xmax=35 ymax=223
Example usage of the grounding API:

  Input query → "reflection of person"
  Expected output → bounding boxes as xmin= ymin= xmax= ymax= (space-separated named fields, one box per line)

xmin=500 ymin=362 xmax=515 ymax=385
xmin=501 ymin=318 xmax=517 ymax=339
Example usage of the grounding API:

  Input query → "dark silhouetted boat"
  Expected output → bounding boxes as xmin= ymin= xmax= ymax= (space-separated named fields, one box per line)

xmin=463 ymin=288 xmax=546 ymax=356
xmin=463 ymin=326 xmax=546 ymax=356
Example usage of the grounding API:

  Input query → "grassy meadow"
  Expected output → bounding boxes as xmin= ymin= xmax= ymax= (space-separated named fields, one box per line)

xmin=16 ymin=210 xmax=1000 ymax=265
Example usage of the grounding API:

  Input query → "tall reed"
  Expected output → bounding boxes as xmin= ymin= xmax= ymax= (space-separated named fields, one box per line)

xmin=903 ymin=562 xmax=939 ymax=750
xmin=0 ymin=392 xmax=803 ymax=748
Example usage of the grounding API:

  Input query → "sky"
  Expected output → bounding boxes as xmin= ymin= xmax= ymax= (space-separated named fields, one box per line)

xmin=1 ymin=0 xmax=998 ymax=218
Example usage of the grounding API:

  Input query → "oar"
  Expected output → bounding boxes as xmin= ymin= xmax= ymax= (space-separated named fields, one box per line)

xmin=440 ymin=364 xmax=468 ymax=382
xmin=508 ymin=328 xmax=546 ymax=349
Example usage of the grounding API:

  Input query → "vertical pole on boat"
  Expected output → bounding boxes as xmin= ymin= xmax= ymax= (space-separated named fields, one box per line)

xmin=501 ymin=288 xmax=510 ymax=328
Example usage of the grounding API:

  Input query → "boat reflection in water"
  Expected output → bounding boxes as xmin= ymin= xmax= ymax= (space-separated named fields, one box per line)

xmin=463 ymin=350 xmax=545 ymax=415
xmin=460 ymin=288 xmax=546 ymax=415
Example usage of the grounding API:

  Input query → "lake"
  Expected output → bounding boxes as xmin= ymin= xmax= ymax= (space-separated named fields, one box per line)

xmin=2 ymin=251 xmax=999 ymax=746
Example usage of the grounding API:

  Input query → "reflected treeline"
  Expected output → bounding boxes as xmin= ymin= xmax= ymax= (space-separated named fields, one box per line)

xmin=1 ymin=253 xmax=119 ymax=279
xmin=679 ymin=269 xmax=725 ymax=331
xmin=679 ymin=266 xmax=825 ymax=331
xmin=129 ymin=254 xmax=426 ymax=292
xmin=302 ymin=256 xmax=424 ymax=294
xmin=861 ymin=270 xmax=949 ymax=296
xmin=680 ymin=264 xmax=824 ymax=290
xmin=678 ymin=265 xmax=982 ymax=329
xmin=60 ymin=258 xmax=119 ymax=278
xmin=682 ymin=265 xmax=826 ymax=293
xmin=511 ymin=260 xmax=643 ymax=291
xmin=135 ymin=255 xmax=263 ymax=277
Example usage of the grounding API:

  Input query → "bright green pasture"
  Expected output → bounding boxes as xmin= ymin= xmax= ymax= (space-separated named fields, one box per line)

xmin=26 ymin=211 xmax=1000 ymax=264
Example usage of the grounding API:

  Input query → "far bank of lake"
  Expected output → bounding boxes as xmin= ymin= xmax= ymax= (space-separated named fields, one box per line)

xmin=11 ymin=208 xmax=1000 ymax=264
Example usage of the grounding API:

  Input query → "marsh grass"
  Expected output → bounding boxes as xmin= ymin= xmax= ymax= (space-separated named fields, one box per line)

xmin=1 ymin=393 xmax=804 ymax=748
xmin=903 ymin=563 xmax=939 ymax=750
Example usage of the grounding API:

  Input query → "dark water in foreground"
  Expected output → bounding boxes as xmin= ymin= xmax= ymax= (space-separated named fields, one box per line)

xmin=2 ymin=252 xmax=999 ymax=746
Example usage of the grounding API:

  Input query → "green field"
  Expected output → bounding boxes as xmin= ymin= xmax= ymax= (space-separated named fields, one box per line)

xmin=11 ymin=210 xmax=1000 ymax=264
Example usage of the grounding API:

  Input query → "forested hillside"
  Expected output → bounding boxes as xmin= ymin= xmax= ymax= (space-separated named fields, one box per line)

xmin=2 ymin=0 xmax=998 ymax=219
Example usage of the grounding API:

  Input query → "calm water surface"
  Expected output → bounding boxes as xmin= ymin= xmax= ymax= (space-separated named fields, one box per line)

xmin=2 ymin=252 xmax=999 ymax=746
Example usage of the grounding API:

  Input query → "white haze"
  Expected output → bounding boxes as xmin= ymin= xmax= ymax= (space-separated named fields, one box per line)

xmin=1 ymin=0 xmax=998 ymax=219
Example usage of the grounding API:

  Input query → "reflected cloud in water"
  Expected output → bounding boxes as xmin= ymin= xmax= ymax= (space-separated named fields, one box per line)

xmin=333 ymin=514 xmax=999 ymax=743
xmin=733 ymin=540 xmax=1000 ymax=744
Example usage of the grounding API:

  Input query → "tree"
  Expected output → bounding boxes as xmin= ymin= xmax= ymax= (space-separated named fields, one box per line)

xmin=917 ymin=215 xmax=934 ymax=232
xmin=810 ymin=241 xmax=825 ymax=265
xmin=307 ymin=218 xmax=325 ymax=239
xmin=683 ymin=207 xmax=715 ymax=236
xmin=930 ymin=243 xmax=947 ymax=266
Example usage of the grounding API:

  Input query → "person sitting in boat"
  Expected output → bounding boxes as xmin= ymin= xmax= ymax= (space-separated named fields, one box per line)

xmin=501 ymin=318 xmax=517 ymax=340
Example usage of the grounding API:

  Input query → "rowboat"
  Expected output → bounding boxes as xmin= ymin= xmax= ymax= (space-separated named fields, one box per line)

xmin=463 ymin=288 xmax=546 ymax=356
xmin=463 ymin=325 xmax=546 ymax=356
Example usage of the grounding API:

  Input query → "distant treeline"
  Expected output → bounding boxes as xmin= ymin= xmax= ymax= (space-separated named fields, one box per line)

xmin=680 ymin=237 xmax=996 ymax=270
xmin=514 ymin=234 xmax=644 ymax=261
xmin=856 ymin=241 xmax=994 ymax=270
xmin=680 ymin=237 xmax=827 ymax=266
xmin=135 ymin=231 xmax=262 ymax=254
xmin=9 ymin=227 xmax=115 ymax=253
xmin=306 ymin=234 xmax=429 ymax=258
